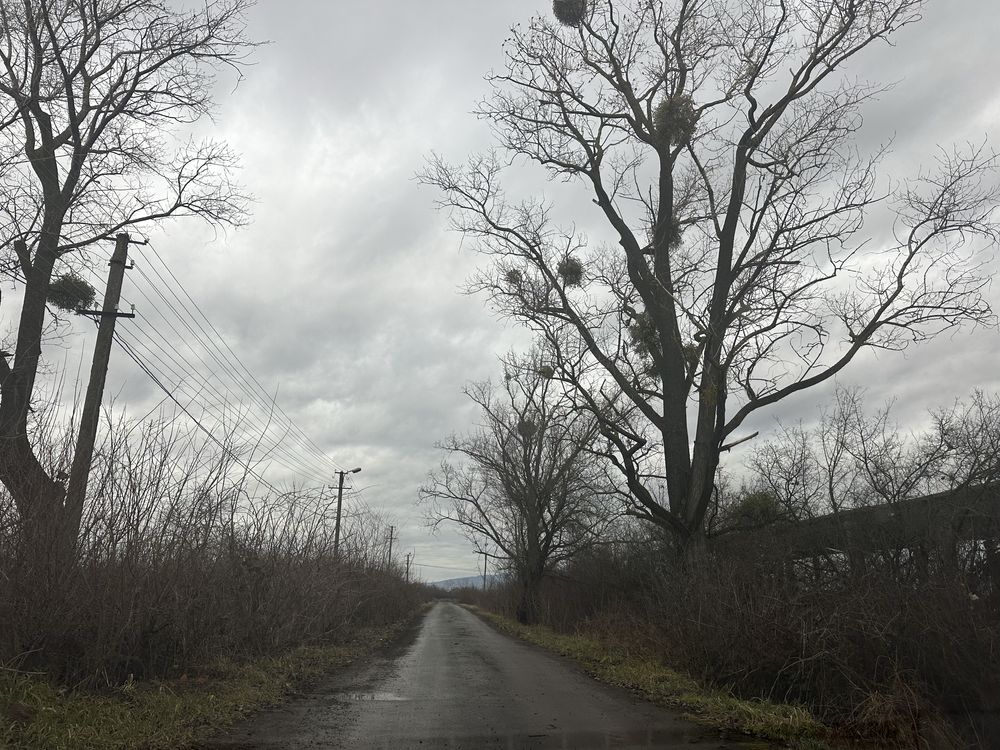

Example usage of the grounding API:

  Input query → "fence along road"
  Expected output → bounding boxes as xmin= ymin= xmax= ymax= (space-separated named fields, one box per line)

xmin=207 ymin=600 xmax=765 ymax=749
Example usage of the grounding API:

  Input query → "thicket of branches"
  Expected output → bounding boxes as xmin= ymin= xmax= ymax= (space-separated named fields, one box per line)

xmin=737 ymin=388 xmax=1000 ymax=521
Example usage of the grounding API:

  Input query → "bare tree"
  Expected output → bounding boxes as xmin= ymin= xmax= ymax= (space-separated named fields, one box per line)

xmin=421 ymin=353 xmax=616 ymax=623
xmin=422 ymin=0 xmax=999 ymax=545
xmin=0 ymin=0 xmax=253 ymax=553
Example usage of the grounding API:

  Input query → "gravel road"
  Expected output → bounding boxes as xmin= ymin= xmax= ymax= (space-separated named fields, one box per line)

xmin=206 ymin=600 xmax=769 ymax=749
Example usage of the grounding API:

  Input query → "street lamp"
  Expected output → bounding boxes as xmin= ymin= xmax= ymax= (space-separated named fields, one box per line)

xmin=333 ymin=467 xmax=361 ymax=559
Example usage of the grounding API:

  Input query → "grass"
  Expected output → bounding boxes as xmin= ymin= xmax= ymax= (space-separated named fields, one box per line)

xmin=468 ymin=607 xmax=833 ymax=749
xmin=0 ymin=616 xmax=416 ymax=750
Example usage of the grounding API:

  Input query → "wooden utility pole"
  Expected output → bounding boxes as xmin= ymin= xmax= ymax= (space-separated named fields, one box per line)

xmin=334 ymin=471 xmax=347 ymax=559
xmin=482 ymin=550 xmax=488 ymax=590
xmin=332 ymin=466 xmax=361 ymax=559
xmin=405 ymin=551 xmax=412 ymax=583
xmin=386 ymin=525 xmax=395 ymax=571
xmin=65 ymin=233 xmax=133 ymax=541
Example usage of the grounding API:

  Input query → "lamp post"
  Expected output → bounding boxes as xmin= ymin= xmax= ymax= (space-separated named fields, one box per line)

xmin=333 ymin=467 xmax=361 ymax=558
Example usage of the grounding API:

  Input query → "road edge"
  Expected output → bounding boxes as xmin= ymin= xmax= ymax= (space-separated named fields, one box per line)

xmin=462 ymin=605 xmax=837 ymax=750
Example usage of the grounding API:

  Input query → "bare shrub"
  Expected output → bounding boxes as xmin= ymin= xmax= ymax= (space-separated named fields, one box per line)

xmin=642 ymin=549 xmax=997 ymax=746
xmin=0 ymin=408 xmax=426 ymax=686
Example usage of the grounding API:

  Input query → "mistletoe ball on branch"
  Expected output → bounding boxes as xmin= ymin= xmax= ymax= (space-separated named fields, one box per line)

xmin=552 ymin=0 xmax=589 ymax=27
xmin=654 ymin=94 xmax=699 ymax=146
xmin=556 ymin=256 xmax=585 ymax=287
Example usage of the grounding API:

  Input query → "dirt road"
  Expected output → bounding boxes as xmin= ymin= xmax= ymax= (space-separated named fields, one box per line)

xmin=207 ymin=600 xmax=768 ymax=749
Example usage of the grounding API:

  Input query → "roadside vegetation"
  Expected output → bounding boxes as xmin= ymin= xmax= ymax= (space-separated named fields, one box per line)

xmin=467 ymin=605 xmax=826 ymax=748
xmin=0 ymin=408 xmax=431 ymax=749
xmin=0 ymin=621 xmax=411 ymax=750
xmin=0 ymin=3 xmax=431 ymax=746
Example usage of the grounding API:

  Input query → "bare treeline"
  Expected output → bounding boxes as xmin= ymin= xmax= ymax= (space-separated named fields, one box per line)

xmin=739 ymin=388 xmax=1000 ymax=521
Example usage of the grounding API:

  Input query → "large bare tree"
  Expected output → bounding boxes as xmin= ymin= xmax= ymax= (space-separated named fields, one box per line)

xmin=423 ymin=0 xmax=999 ymax=544
xmin=422 ymin=354 xmax=616 ymax=623
xmin=0 ymin=0 xmax=253 ymax=554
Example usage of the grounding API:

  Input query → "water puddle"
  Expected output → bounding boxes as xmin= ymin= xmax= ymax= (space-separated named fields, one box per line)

xmin=336 ymin=691 xmax=410 ymax=702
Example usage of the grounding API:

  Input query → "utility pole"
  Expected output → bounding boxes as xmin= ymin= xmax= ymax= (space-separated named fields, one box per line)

xmin=386 ymin=525 xmax=395 ymax=571
xmin=405 ymin=551 xmax=412 ymax=583
xmin=332 ymin=466 xmax=361 ymax=559
xmin=482 ymin=550 xmax=488 ymax=590
xmin=65 ymin=233 xmax=135 ymax=542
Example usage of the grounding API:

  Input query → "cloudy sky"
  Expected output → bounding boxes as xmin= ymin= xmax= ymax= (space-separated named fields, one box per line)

xmin=6 ymin=0 xmax=1000 ymax=581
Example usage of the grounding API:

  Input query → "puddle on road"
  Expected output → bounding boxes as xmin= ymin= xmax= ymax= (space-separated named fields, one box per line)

xmin=336 ymin=691 xmax=410 ymax=702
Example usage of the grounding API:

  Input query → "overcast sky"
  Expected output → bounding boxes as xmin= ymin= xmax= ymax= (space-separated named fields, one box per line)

xmin=7 ymin=0 xmax=1000 ymax=581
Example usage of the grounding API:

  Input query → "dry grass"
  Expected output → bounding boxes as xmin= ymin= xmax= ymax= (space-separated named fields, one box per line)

xmin=0 ymin=618 xmax=413 ymax=750
xmin=468 ymin=606 xmax=830 ymax=748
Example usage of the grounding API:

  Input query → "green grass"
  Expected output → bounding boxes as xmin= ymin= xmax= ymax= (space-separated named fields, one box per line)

xmin=0 ymin=618 xmax=414 ymax=750
xmin=469 ymin=607 xmax=833 ymax=749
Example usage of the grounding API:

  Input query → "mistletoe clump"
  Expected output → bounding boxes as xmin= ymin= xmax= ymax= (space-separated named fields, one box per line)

xmin=504 ymin=268 xmax=523 ymax=286
xmin=517 ymin=418 xmax=537 ymax=438
xmin=666 ymin=215 xmax=684 ymax=247
xmin=627 ymin=310 xmax=658 ymax=361
xmin=48 ymin=273 xmax=96 ymax=312
xmin=647 ymin=215 xmax=684 ymax=253
xmin=654 ymin=94 xmax=698 ymax=146
xmin=552 ymin=0 xmax=589 ymax=27
xmin=628 ymin=312 xmax=701 ymax=378
xmin=556 ymin=256 xmax=584 ymax=287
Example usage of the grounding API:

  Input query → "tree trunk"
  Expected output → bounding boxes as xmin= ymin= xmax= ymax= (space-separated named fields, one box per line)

xmin=516 ymin=574 xmax=542 ymax=625
xmin=515 ymin=552 xmax=546 ymax=625
xmin=0 ymin=214 xmax=71 ymax=566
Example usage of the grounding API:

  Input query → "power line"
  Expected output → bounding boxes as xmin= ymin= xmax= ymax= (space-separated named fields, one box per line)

xmin=110 ymin=306 xmax=335 ymax=485
xmin=112 ymin=332 xmax=283 ymax=495
xmin=115 ymin=324 xmax=334 ymax=485
xmin=86 ymin=243 xmax=343 ymax=487
xmin=119 ymin=259 xmax=337 ymax=481
xmin=9 ymin=238 xmax=346 ymax=490
xmin=141 ymin=243 xmax=345 ymax=474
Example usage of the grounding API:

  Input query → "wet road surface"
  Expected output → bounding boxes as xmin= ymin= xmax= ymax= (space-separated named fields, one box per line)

xmin=207 ymin=601 xmax=769 ymax=749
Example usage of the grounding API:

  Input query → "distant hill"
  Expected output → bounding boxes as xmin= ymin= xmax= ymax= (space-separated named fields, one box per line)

xmin=431 ymin=574 xmax=504 ymax=591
